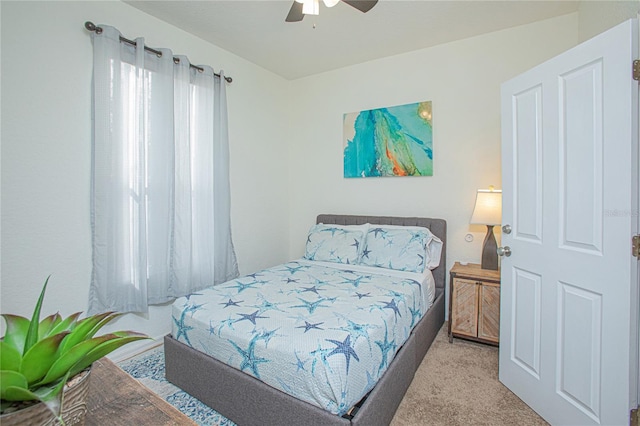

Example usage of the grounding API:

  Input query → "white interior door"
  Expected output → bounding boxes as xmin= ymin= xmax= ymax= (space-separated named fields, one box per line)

xmin=499 ymin=19 xmax=639 ymax=426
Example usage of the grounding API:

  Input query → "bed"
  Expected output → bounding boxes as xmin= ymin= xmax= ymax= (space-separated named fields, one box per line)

xmin=165 ymin=214 xmax=446 ymax=426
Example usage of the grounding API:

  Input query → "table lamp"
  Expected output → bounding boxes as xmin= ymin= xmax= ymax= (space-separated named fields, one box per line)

xmin=470 ymin=188 xmax=502 ymax=270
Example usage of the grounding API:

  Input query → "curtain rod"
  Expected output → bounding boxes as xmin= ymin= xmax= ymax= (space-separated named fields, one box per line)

xmin=84 ymin=21 xmax=233 ymax=83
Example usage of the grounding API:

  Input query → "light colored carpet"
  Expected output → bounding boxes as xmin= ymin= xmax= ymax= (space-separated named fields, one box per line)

xmin=120 ymin=324 xmax=548 ymax=425
xmin=391 ymin=325 xmax=548 ymax=425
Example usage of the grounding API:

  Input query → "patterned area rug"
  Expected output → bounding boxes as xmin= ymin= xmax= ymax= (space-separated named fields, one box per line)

xmin=118 ymin=346 xmax=236 ymax=426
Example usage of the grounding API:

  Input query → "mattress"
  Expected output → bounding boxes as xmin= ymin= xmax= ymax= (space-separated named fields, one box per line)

xmin=171 ymin=259 xmax=435 ymax=415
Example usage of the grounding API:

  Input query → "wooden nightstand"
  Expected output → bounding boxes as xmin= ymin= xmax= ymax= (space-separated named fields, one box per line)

xmin=448 ymin=262 xmax=501 ymax=346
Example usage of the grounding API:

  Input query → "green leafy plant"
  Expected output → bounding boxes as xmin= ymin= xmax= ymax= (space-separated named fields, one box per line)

xmin=0 ymin=277 xmax=149 ymax=420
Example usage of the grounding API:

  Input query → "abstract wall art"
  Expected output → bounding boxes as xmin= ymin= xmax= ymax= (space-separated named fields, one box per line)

xmin=343 ymin=101 xmax=433 ymax=178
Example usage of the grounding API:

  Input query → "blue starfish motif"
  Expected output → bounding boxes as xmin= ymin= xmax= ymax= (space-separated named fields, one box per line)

xmin=351 ymin=238 xmax=360 ymax=251
xmin=228 ymin=337 xmax=269 ymax=379
xmin=310 ymin=343 xmax=334 ymax=375
xmin=276 ymin=377 xmax=294 ymax=395
xmin=284 ymin=277 xmax=299 ymax=284
xmin=375 ymin=323 xmax=397 ymax=374
xmin=341 ymin=275 xmax=369 ymax=288
xmin=290 ymin=297 xmax=331 ymax=314
xmin=173 ymin=309 xmax=194 ymax=347
xmin=320 ymin=227 xmax=345 ymax=236
xmin=371 ymin=228 xmax=387 ymax=238
xmin=325 ymin=334 xmax=360 ymax=374
xmin=402 ymin=278 xmax=422 ymax=290
xmin=184 ymin=292 xmax=203 ymax=301
xmin=253 ymin=295 xmax=286 ymax=313
xmin=300 ymin=285 xmax=321 ymax=295
xmin=385 ymin=290 xmax=407 ymax=305
xmin=185 ymin=302 xmax=205 ymax=316
xmin=216 ymin=316 xmax=236 ymax=336
xmin=254 ymin=328 xmax=279 ymax=347
xmin=283 ymin=264 xmax=307 ymax=275
xmin=409 ymin=302 xmax=422 ymax=328
xmin=354 ymin=292 xmax=372 ymax=299
xmin=292 ymin=351 xmax=308 ymax=372
xmin=220 ymin=298 xmax=243 ymax=308
xmin=246 ymin=272 xmax=263 ymax=279
xmin=361 ymin=247 xmax=372 ymax=259
xmin=328 ymin=387 xmax=351 ymax=416
xmin=225 ymin=280 xmax=260 ymax=294
xmin=208 ymin=320 xmax=216 ymax=335
xmin=408 ymin=231 xmax=425 ymax=244
xmin=336 ymin=320 xmax=376 ymax=349
xmin=296 ymin=321 xmax=324 ymax=333
xmin=365 ymin=370 xmax=377 ymax=390
xmin=382 ymin=299 xmax=402 ymax=319
xmin=235 ymin=310 xmax=269 ymax=325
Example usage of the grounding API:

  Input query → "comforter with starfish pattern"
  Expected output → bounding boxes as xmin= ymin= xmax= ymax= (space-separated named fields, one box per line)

xmin=171 ymin=259 xmax=435 ymax=416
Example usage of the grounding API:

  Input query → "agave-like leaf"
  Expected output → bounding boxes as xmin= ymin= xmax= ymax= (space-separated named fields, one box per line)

xmin=0 ymin=341 xmax=22 ymax=372
xmin=38 ymin=313 xmax=61 ymax=340
xmin=86 ymin=312 xmax=121 ymax=339
xmin=3 ymin=385 xmax=38 ymax=402
xmin=24 ymin=276 xmax=51 ymax=354
xmin=0 ymin=371 xmax=29 ymax=400
xmin=20 ymin=332 xmax=69 ymax=385
xmin=37 ymin=334 xmax=115 ymax=385
xmin=32 ymin=372 xmax=70 ymax=419
xmin=57 ymin=311 xmax=113 ymax=355
xmin=48 ymin=312 xmax=82 ymax=336
xmin=1 ymin=314 xmax=30 ymax=355
xmin=69 ymin=331 xmax=150 ymax=376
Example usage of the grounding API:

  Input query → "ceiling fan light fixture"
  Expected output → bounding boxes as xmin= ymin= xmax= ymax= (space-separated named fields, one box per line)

xmin=302 ymin=0 xmax=320 ymax=15
xmin=323 ymin=0 xmax=340 ymax=7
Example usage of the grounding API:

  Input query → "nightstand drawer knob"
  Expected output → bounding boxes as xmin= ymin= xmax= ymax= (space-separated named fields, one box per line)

xmin=497 ymin=246 xmax=512 ymax=257
xmin=502 ymin=224 xmax=512 ymax=234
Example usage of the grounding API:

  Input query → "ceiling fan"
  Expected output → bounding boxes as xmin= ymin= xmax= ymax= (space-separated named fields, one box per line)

xmin=286 ymin=0 xmax=378 ymax=22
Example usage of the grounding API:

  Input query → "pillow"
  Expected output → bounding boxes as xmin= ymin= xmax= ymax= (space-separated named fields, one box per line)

xmin=304 ymin=223 xmax=369 ymax=265
xmin=360 ymin=225 xmax=442 ymax=272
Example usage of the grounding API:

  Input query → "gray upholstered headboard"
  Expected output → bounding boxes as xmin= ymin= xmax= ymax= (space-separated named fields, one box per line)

xmin=316 ymin=214 xmax=447 ymax=293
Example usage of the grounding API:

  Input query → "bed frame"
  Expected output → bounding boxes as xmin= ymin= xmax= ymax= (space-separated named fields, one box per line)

xmin=165 ymin=214 xmax=446 ymax=426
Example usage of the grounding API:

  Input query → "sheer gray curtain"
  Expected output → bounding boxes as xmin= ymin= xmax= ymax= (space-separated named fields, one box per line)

xmin=89 ymin=25 xmax=238 ymax=315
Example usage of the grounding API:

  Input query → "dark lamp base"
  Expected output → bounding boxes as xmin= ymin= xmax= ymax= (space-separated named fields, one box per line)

xmin=481 ymin=225 xmax=499 ymax=270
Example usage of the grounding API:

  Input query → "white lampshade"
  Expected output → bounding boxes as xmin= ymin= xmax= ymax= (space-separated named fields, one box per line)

xmin=470 ymin=189 xmax=502 ymax=226
xmin=323 ymin=0 xmax=341 ymax=6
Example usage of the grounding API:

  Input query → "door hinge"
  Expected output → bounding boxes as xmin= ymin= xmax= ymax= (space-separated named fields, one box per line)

xmin=633 ymin=235 xmax=640 ymax=258
xmin=634 ymin=60 xmax=640 ymax=81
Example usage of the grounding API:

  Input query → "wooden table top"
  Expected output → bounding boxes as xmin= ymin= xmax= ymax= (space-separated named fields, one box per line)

xmin=86 ymin=357 xmax=195 ymax=425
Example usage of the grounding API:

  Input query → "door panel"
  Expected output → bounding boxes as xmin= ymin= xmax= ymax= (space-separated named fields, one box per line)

xmin=500 ymin=19 xmax=638 ymax=426
xmin=557 ymin=281 xmax=602 ymax=421
xmin=511 ymin=267 xmax=541 ymax=379
xmin=559 ymin=60 xmax=603 ymax=254
xmin=513 ymin=85 xmax=543 ymax=243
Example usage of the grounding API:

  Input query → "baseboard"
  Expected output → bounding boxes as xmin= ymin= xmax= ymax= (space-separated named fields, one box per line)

xmin=106 ymin=333 xmax=165 ymax=363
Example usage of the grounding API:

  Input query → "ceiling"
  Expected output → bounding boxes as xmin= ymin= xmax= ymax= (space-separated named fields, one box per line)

xmin=124 ymin=0 xmax=579 ymax=80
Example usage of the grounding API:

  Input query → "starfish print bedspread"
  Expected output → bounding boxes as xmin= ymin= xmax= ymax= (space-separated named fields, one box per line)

xmin=171 ymin=259 xmax=433 ymax=416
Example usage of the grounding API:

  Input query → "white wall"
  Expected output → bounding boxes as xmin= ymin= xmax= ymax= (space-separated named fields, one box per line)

xmin=0 ymin=1 xmax=291 ymax=352
xmin=286 ymin=14 xmax=579 ymax=287
xmin=0 ymin=2 xmax=588 ymax=358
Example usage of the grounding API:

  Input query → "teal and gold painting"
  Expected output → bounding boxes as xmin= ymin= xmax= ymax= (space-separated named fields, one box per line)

xmin=343 ymin=101 xmax=433 ymax=178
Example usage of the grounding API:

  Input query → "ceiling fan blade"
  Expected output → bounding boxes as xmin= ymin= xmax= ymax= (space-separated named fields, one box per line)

xmin=342 ymin=0 xmax=378 ymax=13
xmin=285 ymin=1 xmax=305 ymax=22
